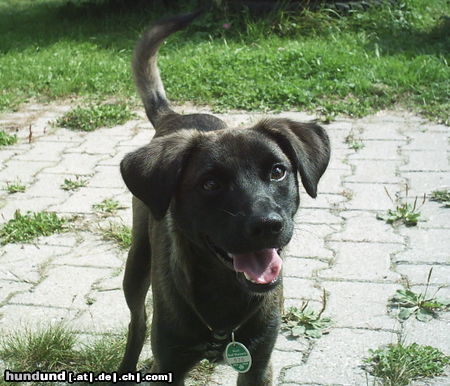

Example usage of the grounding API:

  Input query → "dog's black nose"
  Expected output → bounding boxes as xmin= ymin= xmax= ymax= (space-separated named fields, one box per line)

xmin=247 ymin=213 xmax=284 ymax=238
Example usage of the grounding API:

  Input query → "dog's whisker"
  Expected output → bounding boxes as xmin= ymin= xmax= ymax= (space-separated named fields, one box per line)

xmin=219 ymin=208 xmax=245 ymax=217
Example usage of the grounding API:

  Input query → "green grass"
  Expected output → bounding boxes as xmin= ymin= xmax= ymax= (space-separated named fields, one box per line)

xmin=282 ymin=299 xmax=332 ymax=339
xmin=0 ymin=211 xmax=68 ymax=245
xmin=377 ymin=202 xmax=422 ymax=226
xmin=101 ymin=222 xmax=132 ymax=249
xmin=377 ymin=187 xmax=425 ymax=226
xmin=389 ymin=268 xmax=450 ymax=322
xmin=55 ymin=103 xmax=135 ymax=131
xmin=430 ymin=189 xmax=450 ymax=207
xmin=0 ymin=0 xmax=449 ymax=122
xmin=0 ymin=323 xmax=126 ymax=377
xmin=4 ymin=181 xmax=26 ymax=194
xmin=188 ymin=360 xmax=216 ymax=386
xmin=0 ymin=323 xmax=215 ymax=385
xmin=344 ymin=131 xmax=365 ymax=151
xmin=0 ymin=130 xmax=17 ymax=146
xmin=60 ymin=175 xmax=88 ymax=191
xmin=364 ymin=342 xmax=450 ymax=386
xmin=93 ymin=198 xmax=125 ymax=214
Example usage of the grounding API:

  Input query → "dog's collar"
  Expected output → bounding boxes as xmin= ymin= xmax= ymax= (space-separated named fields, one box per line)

xmin=189 ymin=299 xmax=262 ymax=343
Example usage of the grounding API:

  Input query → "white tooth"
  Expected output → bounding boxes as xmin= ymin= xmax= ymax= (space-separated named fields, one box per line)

xmin=243 ymin=273 xmax=258 ymax=284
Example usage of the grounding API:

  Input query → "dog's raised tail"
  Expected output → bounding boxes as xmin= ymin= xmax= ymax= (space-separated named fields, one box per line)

xmin=133 ymin=11 xmax=201 ymax=127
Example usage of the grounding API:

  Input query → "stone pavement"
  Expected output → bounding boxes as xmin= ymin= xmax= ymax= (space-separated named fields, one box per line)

xmin=0 ymin=102 xmax=449 ymax=385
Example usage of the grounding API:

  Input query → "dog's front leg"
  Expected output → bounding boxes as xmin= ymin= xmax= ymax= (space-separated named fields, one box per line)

xmin=236 ymin=325 xmax=278 ymax=386
xmin=149 ymin=347 xmax=199 ymax=386
xmin=118 ymin=200 xmax=152 ymax=374
xmin=237 ymin=359 xmax=273 ymax=386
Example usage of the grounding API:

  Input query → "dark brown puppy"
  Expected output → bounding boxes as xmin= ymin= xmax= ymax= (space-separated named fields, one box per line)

xmin=118 ymin=12 xmax=330 ymax=385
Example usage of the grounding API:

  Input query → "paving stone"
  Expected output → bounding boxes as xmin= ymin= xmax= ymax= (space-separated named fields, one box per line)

xmin=409 ymin=122 xmax=449 ymax=133
xmin=411 ymin=371 xmax=450 ymax=386
xmin=36 ymin=233 xmax=79 ymax=247
xmin=116 ymin=206 xmax=133 ymax=228
xmin=347 ymin=140 xmax=402 ymax=161
xmin=25 ymin=173 xmax=72 ymax=199
xmin=0 ymin=196 xmax=63 ymax=220
xmin=88 ymin=165 xmax=125 ymax=189
xmin=282 ymin=329 xmax=393 ymax=385
xmin=14 ymin=141 xmax=70 ymax=162
xmin=327 ymin=149 xmax=353 ymax=171
xmin=403 ymin=318 xmax=450 ymax=355
xmin=0 ymin=149 xmax=20 ymax=163
xmin=98 ymin=150 xmax=129 ymax=166
xmin=330 ymin=211 xmax=404 ymax=243
xmin=95 ymin=273 xmax=123 ymax=291
xmin=342 ymin=182 xmax=399 ymax=211
xmin=357 ymin=121 xmax=406 ymax=140
xmin=38 ymin=128 xmax=86 ymax=143
xmin=317 ymin=169 xmax=347 ymax=194
xmin=0 ymin=304 xmax=79 ymax=330
xmin=0 ymin=280 xmax=33 ymax=304
xmin=396 ymin=264 xmax=450 ymax=286
xmin=283 ymin=278 xmax=322 ymax=301
xmin=321 ymin=242 xmax=401 ymax=281
xmin=0 ymin=243 xmax=71 ymax=283
xmin=73 ymin=288 xmax=129 ymax=333
xmin=395 ymin=228 xmax=450 ymax=264
xmin=321 ymin=281 xmax=401 ymax=329
xmin=52 ymin=236 xmax=124 ymax=268
xmin=11 ymin=265 xmax=113 ymax=309
xmin=287 ymin=224 xmax=336 ymax=259
xmin=360 ymin=110 xmax=419 ymax=123
xmin=324 ymin=119 xmax=354 ymax=132
xmin=119 ymin=129 xmax=155 ymax=147
xmin=418 ymin=201 xmax=450 ymax=229
xmin=403 ymin=171 xmax=449 ymax=196
xmin=44 ymin=153 xmax=104 ymax=175
xmin=344 ymin=160 xmax=403 ymax=184
xmin=283 ymin=299 xmax=323 ymax=317
xmin=284 ymin=257 xmax=328 ymax=278
xmin=299 ymin=193 xmax=347 ymax=210
xmin=49 ymin=187 xmax=124 ymax=213
xmin=295 ymin=208 xmax=342 ymax=225
xmin=403 ymin=132 xmax=449 ymax=151
xmin=400 ymin=150 xmax=449 ymax=172
xmin=272 ymin=350 xmax=305 ymax=384
xmin=275 ymin=333 xmax=309 ymax=353
xmin=0 ymin=159 xmax=53 ymax=183
xmin=65 ymin=135 xmax=118 ymax=155
xmin=327 ymin=130 xmax=351 ymax=149
xmin=276 ymin=111 xmax=318 ymax=123
xmin=208 ymin=364 xmax=237 ymax=386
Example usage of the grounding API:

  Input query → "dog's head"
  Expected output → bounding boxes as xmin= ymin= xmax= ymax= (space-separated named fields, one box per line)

xmin=121 ymin=118 xmax=330 ymax=293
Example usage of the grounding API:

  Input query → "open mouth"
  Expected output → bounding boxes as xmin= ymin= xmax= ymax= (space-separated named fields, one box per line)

xmin=205 ymin=238 xmax=283 ymax=292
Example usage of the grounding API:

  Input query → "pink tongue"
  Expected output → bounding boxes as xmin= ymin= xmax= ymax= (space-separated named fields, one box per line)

xmin=231 ymin=248 xmax=282 ymax=284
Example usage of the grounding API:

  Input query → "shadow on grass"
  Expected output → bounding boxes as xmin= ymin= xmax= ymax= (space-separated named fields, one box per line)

xmin=1 ymin=0 xmax=448 ymax=57
xmin=364 ymin=15 xmax=449 ymax=58
xmin=0 ymin=0 xmax=168 ymax=54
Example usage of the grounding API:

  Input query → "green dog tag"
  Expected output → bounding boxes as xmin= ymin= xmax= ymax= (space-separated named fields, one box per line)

xmin=224 ymin=341 xmax=252 ymax=373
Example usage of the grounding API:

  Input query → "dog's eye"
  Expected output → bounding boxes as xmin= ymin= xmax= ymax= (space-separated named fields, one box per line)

xmin=270 ymin=165 xmax=287 ymax=181
xmin=202 ymin=178 xmax=221 ymax=192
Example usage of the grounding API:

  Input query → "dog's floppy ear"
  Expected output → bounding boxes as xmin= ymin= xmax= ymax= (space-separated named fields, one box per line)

xmin=120 ymin=131 xmax=197 ymax=220
xmin=254 ymin=118 xmax=330 ymax=198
